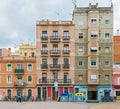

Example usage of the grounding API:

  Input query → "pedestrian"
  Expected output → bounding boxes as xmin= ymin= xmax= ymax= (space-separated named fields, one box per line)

xmin=17 ymin=93 xmax=22 ymax=103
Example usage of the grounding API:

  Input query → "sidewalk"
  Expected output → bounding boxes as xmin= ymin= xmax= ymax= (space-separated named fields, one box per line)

xmin=90 ymin=102 xmax=120 ymax=109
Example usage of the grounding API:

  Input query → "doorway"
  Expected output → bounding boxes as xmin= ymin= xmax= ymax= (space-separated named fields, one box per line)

xmin=88 ymin=91 xmax=97 ymax=100
xmin=52 ymin=87 xmax=58 ymax=100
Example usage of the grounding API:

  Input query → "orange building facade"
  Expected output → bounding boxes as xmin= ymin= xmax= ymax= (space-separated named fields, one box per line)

xmin=0 ymin=56 xmax=37 ymax=101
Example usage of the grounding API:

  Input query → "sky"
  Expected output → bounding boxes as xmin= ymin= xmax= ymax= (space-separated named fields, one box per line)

xmin=0 ymin=0 xmax=120 ymax=51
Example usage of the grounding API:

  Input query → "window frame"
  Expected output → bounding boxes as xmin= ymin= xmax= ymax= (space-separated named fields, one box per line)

xmin=27 ymin=64 xmax=32 ymax=71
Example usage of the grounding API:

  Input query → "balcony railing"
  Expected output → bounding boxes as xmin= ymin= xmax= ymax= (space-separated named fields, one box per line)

xmin=14 ymin=69 xmax=24 ymax=74
xmin=41 ymin=64 xmax=48 ymax=70
xmin=14 ymin=82 xmax=26 ymax=87
xmin=63 ymin=64 xmax=70 ymax=69
xmin=50 ymin=50 xmax=61 ymax=56
xmin=41 ymin=36 xmax=48 ymax=42
xmin=63 ymin=36 xmax=70 ymax=42
xmin=41 ymin=50 xmax=48 ymax=56
xmin=49 ymin=64 xmax=61 ymax=70
xmin=62 ymin=50 xmax=70 ymax=55
xmin=38 ymin=79 xmax=72 ymax=84
xmin=50 ymin=36 xmax=60 ymax=42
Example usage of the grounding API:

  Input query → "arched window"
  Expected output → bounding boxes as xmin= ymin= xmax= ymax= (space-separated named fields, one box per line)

xmin=28 ymin=76 xmax=32 ymax=83
xmin=28 ymin=89 xmax=32 ymax=97
xmin=7 ymin=89 xmax=11 ymax=99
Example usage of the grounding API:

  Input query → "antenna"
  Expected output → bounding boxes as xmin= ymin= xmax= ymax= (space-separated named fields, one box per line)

xmin=72 ymin=0 xmax=77 ymax=7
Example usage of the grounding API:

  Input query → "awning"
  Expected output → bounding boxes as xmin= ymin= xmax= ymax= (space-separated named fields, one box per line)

xmin=91 ymin=31 xmax=98 ymax=35
xmin=91 ymin=47 xmax=97 ymax=50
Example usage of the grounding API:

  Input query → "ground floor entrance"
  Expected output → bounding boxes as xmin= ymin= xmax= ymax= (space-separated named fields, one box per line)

xmin=88 ymin=91 xmax=97 ymax=100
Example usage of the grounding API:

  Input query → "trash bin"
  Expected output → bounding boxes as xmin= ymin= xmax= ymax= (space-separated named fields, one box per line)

xmin=60 ymin=93 xmax=68 ymax=102
xmin=69 ymin=93 xmax=74 ymax=102
xmin=75 ymin=93 xmax=84 ymax=102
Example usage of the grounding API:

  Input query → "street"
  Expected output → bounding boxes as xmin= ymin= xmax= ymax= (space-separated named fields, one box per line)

xmin=0 ymin=101 xmax=120 ymax=109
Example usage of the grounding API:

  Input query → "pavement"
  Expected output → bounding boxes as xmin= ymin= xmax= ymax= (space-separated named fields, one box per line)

xmin=0 ymin=101 xmax=120 ymax=109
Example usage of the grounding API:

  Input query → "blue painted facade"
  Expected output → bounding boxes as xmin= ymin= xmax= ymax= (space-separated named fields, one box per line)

xmin=98 ymin=85 xmax=113 ymax=101
xmin=74 ymin=86 xmax=88 ymax=101
xmin=74 ymin=85 xmax=113 ymax=101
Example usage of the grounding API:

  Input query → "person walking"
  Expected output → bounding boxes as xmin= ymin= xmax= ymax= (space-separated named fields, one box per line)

xmin=17 ymin=93 xmax=22 ymax=103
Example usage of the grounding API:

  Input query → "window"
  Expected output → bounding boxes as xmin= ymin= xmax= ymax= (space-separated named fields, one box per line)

xmin=79 ymin=75 xmax=83 ymax=81
xmin=91 ymin=31 xmax=98 ymax=37
xmin=78 ymin=47 xmax=83 ymax=54
xmin=64 ymin=87 xmax=68 ymax=93
xmin=42 ymin=44 xmax=47 ymax=51
xmin=42 ymin=31 xmax=47 ymax=37
xmin=63 ymin=45 xmax=69 ymax=52
xmin=91 ymin=60 xmax=97 ymax=66
xmin=7 ymin=75 xmax=12 ymax=83
xmin=105 ymin=20 xmax=110 ymax=25
xmin=105 ymin=47 xmax=110 ymax=52
xmin=53 ymin=31 xmax=58 ymax=38
xmin=42 ymin=59 xmax=47 ymax=65
xmin=118 ymin=78 xmax=120 ymax=84
xmin=63 ymin=31 xmax=69 ymax=38
xmin=64 ymin=58 xmax=69 ymax=65
xmin=24 ymin=52 xmax=27 ymax=56
xmin=105 ymin=61 xmax=109 ymax=66
xmin=28 ymin=76 xmax=32 ymax=83
xmin=91 ymin=47 xmax=97 ymax=52
xmin=64 ymin=73 xmax=69 ymax=83
xmin=91 ymin=75 xmax=97 ymax=81
xmin=105 ymin=75 xmax=109 ymax=80
xmin=17 ymin=64 xmax=22 ymax=69
xmin=53 ymin=72 xmax=58 ymax=82
xmin=7 ymin=64 xmax=12 ymax=71
xmin=91 ymin=18 xmax=97 ymax=24
xmin=0 ymin=49 xmax=2 ymax=56
xmin=42 ymin=73 xmax=47 ymax=83
xmin=28 ymin=89 xmax=32 ymax=97
xmin=31 ymin=52 xmax=35 ymax=57
xmin=105 ymin=33 xmax=110 ymax=39
xmin=28 ymin=64 xmax=32 ymax=71
xmin=78 ymin=61 xmax=83 ymax=67
xmin=78 ymin=33 xmax=83 ymax=39
xmin=53 ymin=44 xmax=58 ymax=51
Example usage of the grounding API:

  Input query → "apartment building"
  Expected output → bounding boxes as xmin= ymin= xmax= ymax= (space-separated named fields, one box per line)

xmin=113 ymin=36 xmax=120 ymax=100
xmin=73 ymin=3 xmax=113 ymax=101
xmin=0 ymin=56 xmax=36 ymax=101
xmin=0 ymin=48 xmax=11 ymax=57
xmin=12 ymin=43 xmax=36 ymax=57
xmin=36 ymin=20 xmax=75 ymax=100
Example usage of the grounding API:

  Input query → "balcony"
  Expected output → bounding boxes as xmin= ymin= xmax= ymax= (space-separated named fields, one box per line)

xmin=41 ymin=36 xmax=48 ymax=42
xmin=50 ymin=36 xmax=60 ymax=42
xmin=62 ymin=50 xmax=70 ymax=56
xmin=50 ymin=50 xmax=61 ymax=56
xmin=41 ymin=64 xmax=48 ymax=70
xmin=63 ymin=36 xmax=70 ymax=42
xmin=38 ymin=79 xmax=72 ymax=84
xmin=41 ymin=50 xmax=48 ymax=56
xmin=63 ymin=64 xmax=70 ymax=70
xmin=14 ymin=82 xmax=26 ymax=87
xmin=14 ymin=69 xmax=24 ymax=74
xmin=49 ymin=64 xmax=61 ymax=70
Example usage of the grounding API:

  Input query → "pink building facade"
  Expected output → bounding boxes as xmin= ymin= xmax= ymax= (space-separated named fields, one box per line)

xmin=0 ymin=48 xmax=11 ymax=57
xmin=113 ymin=68 xmax=120 ymax=100
xmin=36 ymin=20 xmax=75 ymax=100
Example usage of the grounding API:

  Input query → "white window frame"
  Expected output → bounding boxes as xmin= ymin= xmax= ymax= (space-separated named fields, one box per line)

xmin=7 ymin=75 xmax=12 ymax=83
xmin=78 ymin=60 xmax=84 ymax=67
xmin=78 ymin=47 xmax=84 ymax=54
xmin=91 ymin=60 xmax=97 ymax=66
xmin=7 ymin=64 xmax=12 ymax=71
xmin=27 ymin=75 xmax=33 ymax=84
xmin=105 ymin=33 xmax=110 ymax=39
xmin=27 ymin=64 xmax=32 ymax=71
xmin=105 ymin=20 xmax=110 ymax=25
xmin=90 ymin=75 xmax=97 ymax=81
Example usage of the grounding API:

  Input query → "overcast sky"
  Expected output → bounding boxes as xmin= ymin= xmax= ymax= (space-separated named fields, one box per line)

xmin=0 ymin=0 xmax=120 ymax=51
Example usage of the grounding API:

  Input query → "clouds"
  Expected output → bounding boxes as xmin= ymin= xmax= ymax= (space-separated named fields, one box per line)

xmin=0 ymin=0 xmax=120 ymax=49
